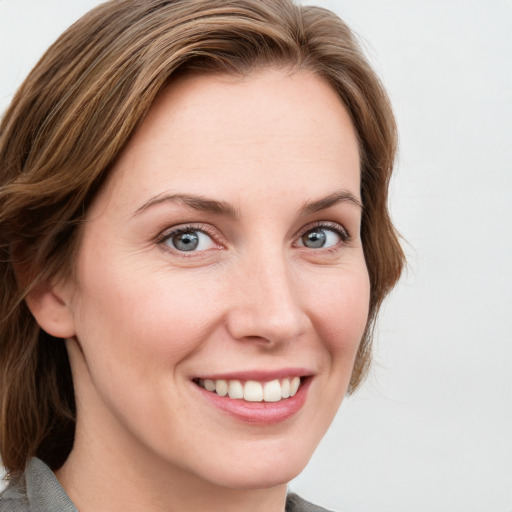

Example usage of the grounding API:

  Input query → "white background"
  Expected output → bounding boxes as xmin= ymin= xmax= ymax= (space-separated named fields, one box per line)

xmin=1 ymin=1 xmax=511 ymax=511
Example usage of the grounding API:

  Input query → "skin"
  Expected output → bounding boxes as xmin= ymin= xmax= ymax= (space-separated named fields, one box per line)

xmin=31 ymin=68 xmax=370 ymax=512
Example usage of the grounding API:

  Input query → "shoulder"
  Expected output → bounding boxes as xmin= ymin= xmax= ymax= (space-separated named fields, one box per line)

xmin=286 ymin=492 xmax=336 ymax=512
xmin=0 ymin=470 xmax=29 ymax=512
xmin=0 ymin=458 xmax=77 ymax=512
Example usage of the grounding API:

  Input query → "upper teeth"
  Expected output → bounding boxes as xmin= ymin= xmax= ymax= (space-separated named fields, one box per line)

xmin=198 ymin=377 xmax=301 ymax=402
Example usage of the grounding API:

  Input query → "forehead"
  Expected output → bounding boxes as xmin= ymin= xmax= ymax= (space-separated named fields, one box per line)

xmin=93 ymin=68 xmax=361 ymax=215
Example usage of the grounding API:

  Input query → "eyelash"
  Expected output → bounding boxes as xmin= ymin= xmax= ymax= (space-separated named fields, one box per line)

xmin=156 ymin=223 xmax=220 ymax=255
xmin=295 ymin=221 xmax=351 ymax=251
xmin=156 ymin=221 xmax=351 ymax=255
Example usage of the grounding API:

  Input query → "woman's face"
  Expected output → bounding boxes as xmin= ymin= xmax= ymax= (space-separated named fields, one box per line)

xmin=63 ymin=68 xmax=369 ymax=489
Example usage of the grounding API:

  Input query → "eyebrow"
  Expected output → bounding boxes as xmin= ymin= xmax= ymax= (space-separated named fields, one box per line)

xmin=133 ymin=189 xmax=362 ymax=219
xmin=133 ymin=193 xmax=240 ymax=219
xmin=298 ymin=190 xmax=363 ymax=215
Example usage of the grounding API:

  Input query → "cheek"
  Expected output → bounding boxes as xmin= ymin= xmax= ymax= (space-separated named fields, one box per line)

xmin=71 ymin=261 xmax=225 ymax=375
xmin=308 ymin=264 xmax=370 ymax=361
xmin=292 ymin=264 xmax=370 ymax=453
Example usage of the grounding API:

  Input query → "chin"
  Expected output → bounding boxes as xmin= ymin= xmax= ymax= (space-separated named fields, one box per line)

xmin=181 ymin=438 xmax=315 ymax=491
xmin=206 ymin=463 xmax=305 ymax=491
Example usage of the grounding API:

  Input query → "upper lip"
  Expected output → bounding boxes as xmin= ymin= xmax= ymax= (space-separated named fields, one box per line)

xmin=192 ymin=368 xmax=314 ymax=382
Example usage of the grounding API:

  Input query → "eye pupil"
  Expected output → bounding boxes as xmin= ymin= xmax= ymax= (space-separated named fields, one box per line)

xmin=302 ymin=229 xmax=326 ymax=248
xmin=172 ymin=232 xmax=199 ymax=251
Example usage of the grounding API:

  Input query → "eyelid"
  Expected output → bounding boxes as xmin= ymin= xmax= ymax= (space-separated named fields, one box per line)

xmin=294 ymin=221 xmax=351 ymax=247
xmin=156 ymin=223 xmax=224 ymax=254
xmin=155 ymin=220 xmax=351 ymax=256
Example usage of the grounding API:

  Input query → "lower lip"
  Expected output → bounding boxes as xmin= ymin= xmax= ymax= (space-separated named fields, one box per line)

xmin=193 ymin=378 xmax=311 ymax=425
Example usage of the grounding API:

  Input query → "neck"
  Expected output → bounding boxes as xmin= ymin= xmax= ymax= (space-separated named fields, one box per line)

xmin=56 ymin=422 xmax=288 ymax=512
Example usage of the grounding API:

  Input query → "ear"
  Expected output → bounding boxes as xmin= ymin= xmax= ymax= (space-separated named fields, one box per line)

xmin=25 ymin=280 xmax=76 ymax=339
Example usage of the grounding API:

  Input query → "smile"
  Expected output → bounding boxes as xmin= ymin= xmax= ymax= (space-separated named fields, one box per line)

xmin=195 ymin=377 xmax=301 ymax=403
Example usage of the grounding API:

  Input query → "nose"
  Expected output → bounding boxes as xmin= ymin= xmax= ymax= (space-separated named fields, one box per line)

xmin=225 ymin=250 xmax=310 ymax=347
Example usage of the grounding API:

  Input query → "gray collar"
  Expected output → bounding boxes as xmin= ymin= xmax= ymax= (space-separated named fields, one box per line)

xmin=1 ymin=458 xmax=332 ymax=512
xmin=1 ymin=458 xmax=77 ymax=512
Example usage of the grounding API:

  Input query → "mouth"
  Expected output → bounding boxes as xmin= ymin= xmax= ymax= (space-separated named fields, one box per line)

xmin=193 ymin=376 xmax=303 ymax=403
xmin=191 ymin=370 xmax=312 ymax=424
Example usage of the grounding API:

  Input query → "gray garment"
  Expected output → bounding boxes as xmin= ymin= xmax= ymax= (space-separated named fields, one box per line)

xmin=0 ymin=458 xmax=333 ymax=512
xmin=0 ymin=459 xmax=76 ymax=512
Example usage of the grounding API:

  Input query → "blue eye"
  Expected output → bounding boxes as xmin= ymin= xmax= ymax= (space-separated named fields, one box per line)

xmin=298 ymin=225 xmax=347 ymax=249
xmin=163 ymin=228 xmax=216 ymax=252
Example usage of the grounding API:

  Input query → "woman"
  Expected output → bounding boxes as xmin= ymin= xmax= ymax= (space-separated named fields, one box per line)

xmin=0 ymin=0 xmax=404 ymax=510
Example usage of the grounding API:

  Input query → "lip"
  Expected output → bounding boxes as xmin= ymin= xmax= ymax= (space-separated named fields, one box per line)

xmin=190 ymin=368 xmax=313 ymax=425
xmin=195 ymin=368 xmax=313 ymax=382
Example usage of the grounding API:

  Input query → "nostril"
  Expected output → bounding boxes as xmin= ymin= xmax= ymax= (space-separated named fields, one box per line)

xmin=225 ymin=305 xmax=310 ymax=346
xmin=225 ymin=265 xmax=310 ymax=344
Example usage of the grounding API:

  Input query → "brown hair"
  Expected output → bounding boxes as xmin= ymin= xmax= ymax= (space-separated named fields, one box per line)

xmin=0 ymin=0 xmax=404 ymax=474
